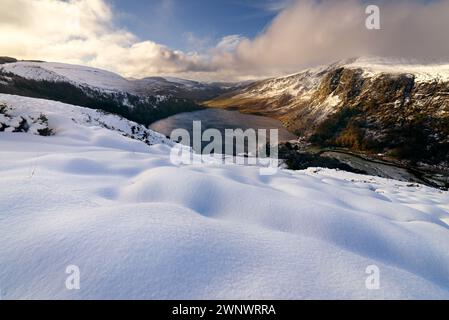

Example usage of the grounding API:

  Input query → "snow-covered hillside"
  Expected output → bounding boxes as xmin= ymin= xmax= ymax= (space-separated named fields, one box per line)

xmin=345 ymin=57 xmax=449 ymax=83
xmin=0 ymin=94 xmax=172 ymax=146
xmin=1 ymin=94 xmax=449 ymax=299
xmin=0 ymin=61 xmax=135 ymax=93
xmin=0 ymin=60 xmax=207 ymax=126
xmin=0 ymin=60 xmax=235 ymax=100
xmin=209 ymin=57 xmax=449 ymax=107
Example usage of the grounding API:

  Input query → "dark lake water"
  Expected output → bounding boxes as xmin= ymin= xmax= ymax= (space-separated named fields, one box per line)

xmin=150 ymin=109 xmax=297 ymax=155
xmin=149 ymin=109 xmax=447 ymax=189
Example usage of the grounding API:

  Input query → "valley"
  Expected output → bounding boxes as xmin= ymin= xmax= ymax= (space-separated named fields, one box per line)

xmin=1 ymin=56 xmax=448 ymax=188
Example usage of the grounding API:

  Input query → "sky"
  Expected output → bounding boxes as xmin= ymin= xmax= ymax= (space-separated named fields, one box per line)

xmin=1 ymin=0 xmax=448 ymax=81
xmin=110 ymin=0 xmax=286 ymax=52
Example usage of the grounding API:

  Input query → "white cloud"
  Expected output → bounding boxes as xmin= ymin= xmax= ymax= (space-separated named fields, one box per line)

xmin=210 ymin=0 xmax=449 ymax=80
xmin=0 ymin=0 xmax=213 ymax=77
xmin=259 ymin=0 xmax=296 ymax=12
xmin=215 ymin=35 xmax=246 ymax=52
xmin=183 ymin=32 xmax=212 ymax=52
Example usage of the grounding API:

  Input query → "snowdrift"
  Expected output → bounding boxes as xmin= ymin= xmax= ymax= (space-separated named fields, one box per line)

xmin=0 ymin=94 xmax=449 ymax=299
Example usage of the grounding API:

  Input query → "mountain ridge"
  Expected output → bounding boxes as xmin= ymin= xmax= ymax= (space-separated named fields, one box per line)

xmin=0 ymin=57 xmax=246 ymax=100
xmin=206 ymin=57 xmax=449 ymax=168
xmin=0 ymin=58 xmax=207 ymax=127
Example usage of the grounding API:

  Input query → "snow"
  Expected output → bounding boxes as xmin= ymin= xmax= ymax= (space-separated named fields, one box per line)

xmin=0 ymin=61 xmax=214 ymax=95
xmin=0 ymin=61 xmax=135 ymax=93
xmin=1 ymin=93 xmax=449 ymax=299
xmin=243 ymin=69 xmax=324 ymax=100
xmin=215 ymin=56 xmax=449 ymax=121
xmin=323 ymin=93 xmax=341 ymax=107
xmin=0 ymin=94 xmax=171 ymax=146
xmin=345 ymin=57 xmax=449 ymax=83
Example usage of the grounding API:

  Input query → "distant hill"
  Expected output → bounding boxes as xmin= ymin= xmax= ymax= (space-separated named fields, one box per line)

xmin=0 ymin=56 xmax=18 ymax=64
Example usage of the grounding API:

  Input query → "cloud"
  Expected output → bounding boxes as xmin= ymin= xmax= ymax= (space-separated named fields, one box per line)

xmin=0 ymin=0 xmax=213 ymax=77
xmin=183 ymin=32 xmax=213 ymax=52
xmin=258 ymin=0 xmax=297 ymax=12
xmin=210 ymin=0 xmax=449 ymax=79
xmin=1 ymin=0 xmax=449 ymax=81
xmin=215 ymin=35 xmax=246 ymax=52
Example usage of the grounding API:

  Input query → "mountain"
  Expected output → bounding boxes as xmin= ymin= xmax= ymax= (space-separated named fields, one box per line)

xmin=132 ymin=76 xmax=246 ymax=101
xmin=0 ymin=59 xmax=214 ymax=126
xmin=206 ymin=57 xmax=449 ymax=167
xmin=1 ymin=93 xmax=449 ymax=299
xmin=0 ymin=60 xmax=136 ymax=92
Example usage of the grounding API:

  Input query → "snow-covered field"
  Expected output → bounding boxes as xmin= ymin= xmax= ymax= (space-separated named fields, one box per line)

xmin=1 ymin=94 xmax=449 ymax=299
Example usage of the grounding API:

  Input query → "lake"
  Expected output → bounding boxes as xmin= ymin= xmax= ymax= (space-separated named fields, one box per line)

xmin=150 ymin=108 xmax=297 ymax=155
xmin=150 ymin=109 xmax=447 ymax=189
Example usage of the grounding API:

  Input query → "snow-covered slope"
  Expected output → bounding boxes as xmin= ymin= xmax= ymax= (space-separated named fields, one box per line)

xmin=345 ymin=57 xmax=449 ymax=83
xmin=0 ymin=61 xmax=135 ymax=93
xmin=0 ymin=60 xmax=205 ymax=126
xmin=208 ymin=57 xmax=449 ymax=110
xmin=0 ymin=60 xmax=236 ymax=100
xmin=1 ymin=94 xmax=449 ymax=299
xmin=0 ymin=94 xmax=171 ymax=146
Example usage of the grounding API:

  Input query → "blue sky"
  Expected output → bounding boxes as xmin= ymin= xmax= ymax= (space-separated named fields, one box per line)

xmin=110 ymin=0 xmax=288 ymax=51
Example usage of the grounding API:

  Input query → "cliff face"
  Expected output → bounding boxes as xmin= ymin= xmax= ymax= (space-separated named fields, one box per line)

xmin=206 ymin=58 xmax=449 ymax=165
